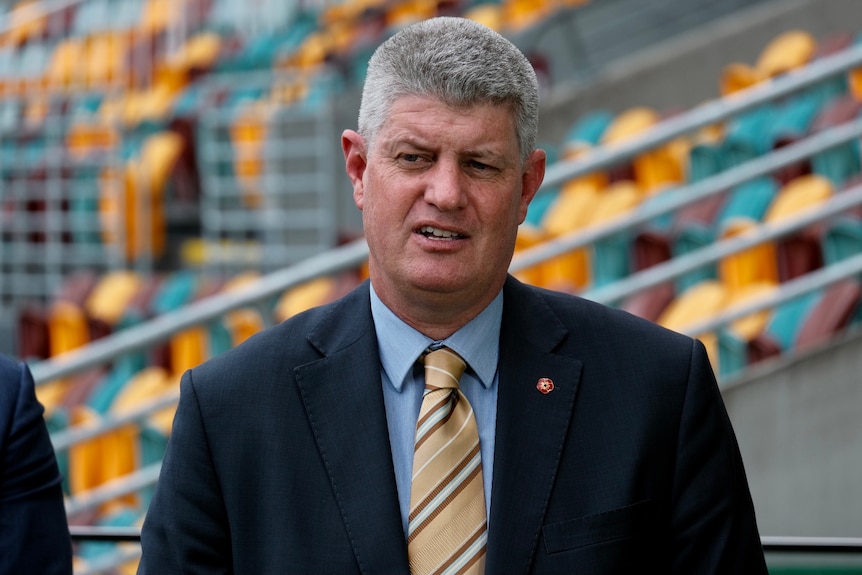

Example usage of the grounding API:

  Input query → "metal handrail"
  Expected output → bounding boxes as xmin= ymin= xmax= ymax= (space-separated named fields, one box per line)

xmin=761 ymin=536 xmax=862 ymax=553
xmin=66 ymin=526 xmax=862 ymax=555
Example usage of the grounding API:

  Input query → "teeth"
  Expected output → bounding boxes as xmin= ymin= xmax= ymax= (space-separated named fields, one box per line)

xmin=420 ymin=226 xmax=462 ymax=239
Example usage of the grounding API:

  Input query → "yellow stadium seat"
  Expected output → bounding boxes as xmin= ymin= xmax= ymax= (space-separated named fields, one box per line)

xmin=717 ymin=218 xmax=779 ymax=292
xmin=231 ymin=100 xmax=276 ymax=208
xmin=386 ymin=0 xmax=438 ymax=30
xmin=658 ymin=279 xmax=727 ymax=333
xmin=756 ymin=30 xmax=817 ymax=79
xmin=222 ymin=272 xmax=266 ymax=346
xmin=48 ymin=300 xmax=91 ymax=358
xmin=45 ymin=38 xmax=87 ymax=91
xmin=85 ymin=271 xmax=143 ymax=328
xmin=275 ymin=276 xmax=338 ymax=322
xmin=600 ymin=107 xmax=685 ymax=193
xmin=588 ymin=180 xmax=642 ymax=224
xmin=765 ymin=174 xmax=833 ymax=221
xmin=85 ymin=31 xmax=130 ymax=90
xmin=535 ymin=179 xmax=602 ymax=291
xmin=464 ymin=4 xmax=504 ymax=32
xmin=140 ymin=0 xmax=178 ymax=35
xmin=501 ymin=0 xmax=553 ymax=33
xmin=721 ymin=30 xmax=817 ymax=96
xmin=723 ymin=281 xmax=778 ymax=341
xmin=720 ymin=62 xmax=767 ymax=97
xmin=657 ymin=279 xmax=729 ymax=370
xmin=1 ymin=0 xmax=47 ymax=47
xmin=512 ymin=224 xmax=547 ymax=287
xmin=68 ymin=406 xmax=105 ymax=499
xmin=99 ymin=132 xmax=183 ymax=262
xmin=155 ymin=31 xmax=222 ymax=91
xmin=169 ymin=326 xmax=208 ymax=375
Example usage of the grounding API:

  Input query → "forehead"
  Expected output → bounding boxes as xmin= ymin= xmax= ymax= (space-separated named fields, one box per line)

xmin=376 ymin=95 xmax=518 ymax=151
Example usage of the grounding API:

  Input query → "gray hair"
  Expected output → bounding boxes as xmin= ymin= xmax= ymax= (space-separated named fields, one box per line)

xmin=357 ymin=17 xmax=540 ymax=164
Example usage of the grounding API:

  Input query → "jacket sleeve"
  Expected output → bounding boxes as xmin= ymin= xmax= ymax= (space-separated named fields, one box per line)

xmin=670 ymin=339 xmax=768 ymax=574
xmin=138 ymin=369 xmax=232 ymax=575
xmin=0 ymin=359 xmax=72 ymax=575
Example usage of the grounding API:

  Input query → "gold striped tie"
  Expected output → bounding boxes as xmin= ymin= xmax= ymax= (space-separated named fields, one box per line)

xmin=408 ymin=347 xmax=487 ymax=575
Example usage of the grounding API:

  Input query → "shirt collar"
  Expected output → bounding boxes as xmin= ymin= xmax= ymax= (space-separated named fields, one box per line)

xmin=370 ymin=284 xmax=502 ymax=392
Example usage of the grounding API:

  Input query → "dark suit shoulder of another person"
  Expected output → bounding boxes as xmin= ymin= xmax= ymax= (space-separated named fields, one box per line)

xmin=0 ymin=354 xmax=73 ymax=575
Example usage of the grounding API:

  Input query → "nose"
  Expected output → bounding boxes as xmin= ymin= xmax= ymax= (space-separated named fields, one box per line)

xmin=424 ymin=158 xmax=467 ymax=211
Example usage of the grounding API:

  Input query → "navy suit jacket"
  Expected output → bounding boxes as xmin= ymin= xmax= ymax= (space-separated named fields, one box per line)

xmin=139 ymin=277 xmax=767 ymax=574
xmin=0 ymin=355 xmax=72 ymax=575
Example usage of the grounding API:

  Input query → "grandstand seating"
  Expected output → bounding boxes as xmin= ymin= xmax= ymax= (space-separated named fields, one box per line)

xmin=2 ymin=0 xmax=862 ymax=570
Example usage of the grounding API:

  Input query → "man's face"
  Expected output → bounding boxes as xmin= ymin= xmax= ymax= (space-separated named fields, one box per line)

xmin=343 ymin=95 xmax=545 ymax=320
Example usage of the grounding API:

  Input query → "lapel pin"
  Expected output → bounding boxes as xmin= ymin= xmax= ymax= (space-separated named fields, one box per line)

xmin=536 ymin=377 xmax=554 ymax=394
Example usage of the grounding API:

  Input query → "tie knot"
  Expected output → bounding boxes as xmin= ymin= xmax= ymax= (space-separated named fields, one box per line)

xmin=422 ymin=347 xmax=466 ymax=391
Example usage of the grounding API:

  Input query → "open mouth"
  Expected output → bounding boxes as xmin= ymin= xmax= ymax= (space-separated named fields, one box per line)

xmin=419 ymin=225 xmax=465 ymax=240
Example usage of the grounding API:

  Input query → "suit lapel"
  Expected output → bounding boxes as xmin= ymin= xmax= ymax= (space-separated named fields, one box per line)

xmin=295 ymin=283 xmax=410 ymax=574
xmin=486 ymin=278 xmax=583 ymax=575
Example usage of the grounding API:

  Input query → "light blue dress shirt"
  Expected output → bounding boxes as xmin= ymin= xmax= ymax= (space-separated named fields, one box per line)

xmin=370 ymin=285 xmax=501 ymax=537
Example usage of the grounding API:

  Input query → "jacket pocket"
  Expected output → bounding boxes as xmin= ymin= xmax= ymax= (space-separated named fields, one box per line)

xmin=542 ymin=499 xmax=655 ymax=554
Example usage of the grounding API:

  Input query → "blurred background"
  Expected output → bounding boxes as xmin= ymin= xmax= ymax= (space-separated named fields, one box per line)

xmin=2 ymin=0 xmax=862 ymax=572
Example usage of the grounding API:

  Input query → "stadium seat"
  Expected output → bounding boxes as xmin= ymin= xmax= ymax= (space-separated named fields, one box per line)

xmin=600 ymin=107 xmax=685 ymax=192
xmin=587 ymin=180 xmax=642 ymax=288
xmin=275 ymin=276 xmax=338 ymax=322
xmin=765 ymin=174 xmax=832 ymax=281
xmin=722 ymin=105 xmax=780 ymax=168
xmin=720 ymin=29 xmax=817 ymax=96
xmin=757 ymin=29 xmax=817 ymax=78
xmin=795 ymin=278 xmax=862 ymax=352
xmin=752 ymin=289 xmax=822 ymax=357
xmin=98 ymin=130 xmax=182 ymax=262
xmin=536 ymin=178 xmax=600 ymax=291
xmin=148 ymin=270 xmax=209 ymax=375
xmin=809 ymin=93 xmax=862 ymax=186
xmin=17 ymin=301 xmax=50 ymax=360
xmin=673 ymin=177 xmax=774 ymax=293
xmin=222 ymin=271 xmax=267 ymax=347
xmin=45 ymin=37 xmax=87 ymax=91
xmin=716 ymin=281 xmax=780 ymax=378
xmin=657 ymin=278 xmax=728 ymax=369
xmin=84 ymin=31 xmax=130 ymax=91
xmin=716 ymin=218 xmax=779 ymax=292
xmin=658 ymin=279 xmax=727 ymax=332
xmin=848 ymin=31 xmax=862 ymax=102
xmin=1 ymin=0 xmax=49 ymax=48
xmin=84 ymin=270 xmax=144 ymax=339
xmin=48 ymin=271 xmax=99 ymax=358
xmin=619 ymin=281 xmax=674 ymax=323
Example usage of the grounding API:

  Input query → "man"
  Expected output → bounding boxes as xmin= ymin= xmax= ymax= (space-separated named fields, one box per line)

xmin=139 ymin=17 xmax=767 ymax=574
xmin=0 ymin=354 xmax=73 ymax=575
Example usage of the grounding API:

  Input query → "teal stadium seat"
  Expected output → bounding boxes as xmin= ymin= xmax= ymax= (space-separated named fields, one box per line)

xmin=722 ymin=105 xmax=779 ymax=169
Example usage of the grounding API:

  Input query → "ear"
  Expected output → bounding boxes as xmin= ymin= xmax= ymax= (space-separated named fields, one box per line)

xmin=342 ymin=129 xmax=368 ymax=210
xmin=517 ymin=149 xmax=547 ymax=224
